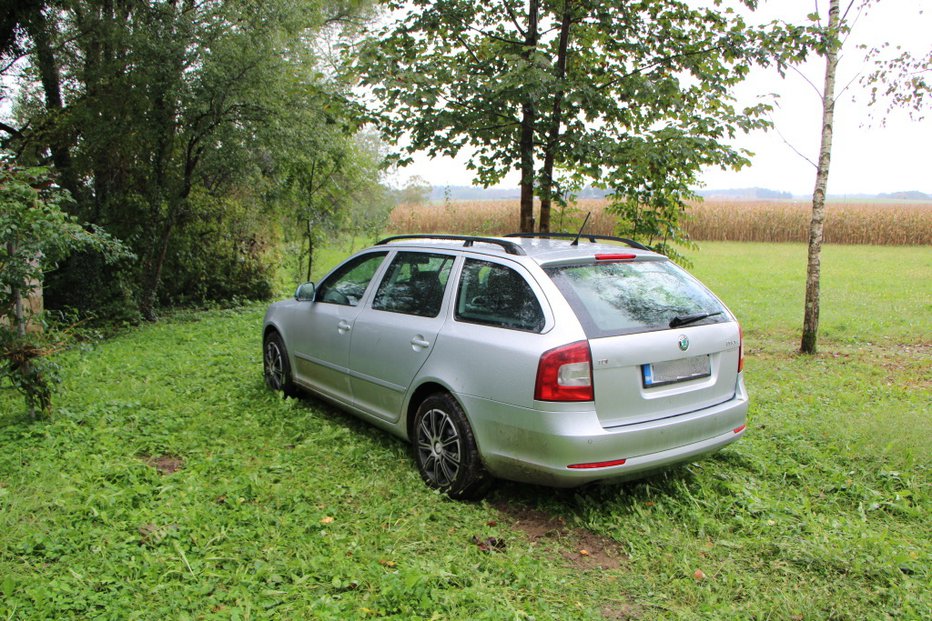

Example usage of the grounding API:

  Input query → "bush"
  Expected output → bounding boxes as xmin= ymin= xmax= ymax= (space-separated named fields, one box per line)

xmin=0 ymin=159 xmax=129 ymax=416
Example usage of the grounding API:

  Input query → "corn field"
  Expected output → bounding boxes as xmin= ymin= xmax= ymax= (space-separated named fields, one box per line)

xmin=388 ymin=199 xmax=932 ymax=245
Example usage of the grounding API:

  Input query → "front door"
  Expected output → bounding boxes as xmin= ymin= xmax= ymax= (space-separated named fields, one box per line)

xmin=291 ymin=251 xmax=388 ymax=405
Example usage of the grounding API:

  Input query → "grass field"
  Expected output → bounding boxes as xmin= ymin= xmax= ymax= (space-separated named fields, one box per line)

xmin=389 ymin=199 xmax=932 ymax=245
xmin=1 ymin=243 xmax=929 ymax=619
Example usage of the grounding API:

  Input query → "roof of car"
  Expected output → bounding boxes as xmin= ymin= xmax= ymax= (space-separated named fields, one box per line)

xmin=374 ymin=234 xmax=664 ymax=265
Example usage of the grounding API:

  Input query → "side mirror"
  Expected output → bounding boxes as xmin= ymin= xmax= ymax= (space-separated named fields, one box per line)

xmin=295 ymin=282 xmax=316 ymax=302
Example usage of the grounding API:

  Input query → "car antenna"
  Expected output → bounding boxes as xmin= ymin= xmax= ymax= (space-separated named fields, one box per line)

xmin=571 ymin=212 xmax=592 ymax=246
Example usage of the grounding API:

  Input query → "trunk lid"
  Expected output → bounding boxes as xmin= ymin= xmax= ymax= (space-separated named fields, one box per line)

xmin=589 ymin=322 xmax=741 ymax=428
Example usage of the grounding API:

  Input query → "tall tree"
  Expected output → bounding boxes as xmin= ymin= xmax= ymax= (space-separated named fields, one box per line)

xmin=801 ymin=0 xmax=841 ymax=355
xmin=1 ymin=0 xmax=379 ymax=318
xmin=355 ymin=0 xmax=787 ymax=238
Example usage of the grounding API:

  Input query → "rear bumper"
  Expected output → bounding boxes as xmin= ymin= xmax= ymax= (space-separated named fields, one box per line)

xmin=461 ymin=377 xmax=748 ymax=488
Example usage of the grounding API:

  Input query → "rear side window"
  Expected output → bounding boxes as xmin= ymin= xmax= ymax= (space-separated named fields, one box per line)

xmin=546 ymin=260 xmax=728 ymax=337
xmin=455 ymin=259 xmax=545 ymax=332
xmin=372 ymin=252 xmax=454 ymax=317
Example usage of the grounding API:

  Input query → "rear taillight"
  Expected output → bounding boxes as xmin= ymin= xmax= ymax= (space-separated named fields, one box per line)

xmin=737 ymin=324 xmax=744 ymax=373
xmin=535 ymin=341 xmax=594 ymax=402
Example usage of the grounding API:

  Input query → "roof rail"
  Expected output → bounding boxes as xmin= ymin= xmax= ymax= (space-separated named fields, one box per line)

xmin=376 ymin=234 xmax=527 ymax=256
xmin=504 ymin=232 xmax=651 ymax=251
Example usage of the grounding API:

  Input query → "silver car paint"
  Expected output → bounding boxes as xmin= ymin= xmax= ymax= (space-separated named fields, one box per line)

xmin=590 ymin=323 xmax=740 ymax=428
xmin=263 ymin=238 xmax=748 ymax=487
xmin=348 ymin=251 xmax=460 ymax=423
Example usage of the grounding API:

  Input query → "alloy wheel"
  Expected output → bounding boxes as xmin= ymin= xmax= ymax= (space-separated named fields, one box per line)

xmin=264 ymin=339 xmax=285 ymax=390
xmin=416 ymin=407 xmax=462 ymax=487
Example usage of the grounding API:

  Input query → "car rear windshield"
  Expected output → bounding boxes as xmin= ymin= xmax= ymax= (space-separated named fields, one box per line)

xmin=545 ymin=260 xmax=729 ymax=337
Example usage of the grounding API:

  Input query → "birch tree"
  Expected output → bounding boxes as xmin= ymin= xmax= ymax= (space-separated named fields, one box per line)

xmin=799 ymin=0 xmax=930 ymax=354
xmin=801 ymin=0 xmax=841 ymax=355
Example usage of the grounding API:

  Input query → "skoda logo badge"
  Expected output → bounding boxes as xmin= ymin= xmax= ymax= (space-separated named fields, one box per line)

xmin=678 ymin=335 xmax=689 ymax=351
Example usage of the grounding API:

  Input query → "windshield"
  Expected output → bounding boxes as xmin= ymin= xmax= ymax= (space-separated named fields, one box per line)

xmin=546 ymin=260 xmax=729 ymax=337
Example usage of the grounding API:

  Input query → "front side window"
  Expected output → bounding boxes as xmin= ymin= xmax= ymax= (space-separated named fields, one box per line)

xmin=455 ymin=259 xmax=545 ymax=332
xmin=372 ymin=252 xmax=455 ymax=317
xmin=546 ymin=260 xmax=728 ymax=337
xmin=316 ymin=252 xmax=387 ymax=307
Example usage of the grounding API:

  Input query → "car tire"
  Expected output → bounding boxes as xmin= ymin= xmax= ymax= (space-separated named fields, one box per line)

xmin=413 ymin=393 xmax=492 ymax=500
xmin=264 ymin=331 xmax=298 ymax=398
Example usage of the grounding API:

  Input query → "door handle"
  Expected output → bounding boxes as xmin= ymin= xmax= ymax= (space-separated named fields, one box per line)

xmin=337 ymin=320 xmax=352 ymax=334
xmin=410 ymin=336 xmax=430 ymax=349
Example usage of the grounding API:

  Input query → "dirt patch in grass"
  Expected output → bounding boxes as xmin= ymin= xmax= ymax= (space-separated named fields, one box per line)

xmin=493 ymin=501 xmax=567 ymax=540
xmin=137 ymin=522 xmax=179 ymax=547
xmin=492 ymin=501 xmax=625 ymax=571
xmin=140 ymin=454 xmax=184 ymax=475
xmin=874 ymin=342 xmax=932 ymax=389
xmin=601 ymin=602 xmax=644 ymax=620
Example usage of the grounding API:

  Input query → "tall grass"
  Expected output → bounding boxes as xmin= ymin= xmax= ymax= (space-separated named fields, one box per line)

xmin=389 ymin=198 xmax=932 ymax=245
xmin=388 ymin=199 xmax=615 ymax=236
xmin=687 ymin=200 xmax=932 ymax=245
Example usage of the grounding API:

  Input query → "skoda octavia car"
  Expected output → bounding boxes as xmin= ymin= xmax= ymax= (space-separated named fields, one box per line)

xmin=263 ymin=234 xmax=747 ymax=498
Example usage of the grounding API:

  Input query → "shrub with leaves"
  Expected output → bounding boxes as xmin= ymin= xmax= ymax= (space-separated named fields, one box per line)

xmin=0 ymin=158 xmax=130 ymax=417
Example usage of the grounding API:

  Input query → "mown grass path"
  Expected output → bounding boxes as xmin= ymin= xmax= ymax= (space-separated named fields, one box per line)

xmin=1 ymin=243 xmax=929 ymax=619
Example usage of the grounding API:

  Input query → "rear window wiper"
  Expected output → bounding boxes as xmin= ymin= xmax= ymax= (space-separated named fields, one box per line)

xmin=669 ymin=311 xmax=723 ymax=328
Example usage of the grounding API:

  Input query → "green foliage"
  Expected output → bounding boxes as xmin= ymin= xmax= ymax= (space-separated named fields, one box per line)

xmin=268 ymin=128 xmax=394 ymax=281
xmin=0 ymin=163 xmax=116 ymax=311
xmin=355 ymin=0 xmax=801 ymax=241
xmin=610 ymin=193 xmax=697 ymax=267
xmin=0 ymin=331 xmax=57 ymax=419
xmin=0 ymin=160 xmax=130 ymax=416
xmin=158 ymin=189 xmax=277 ymax=306
xmin=0 ymin=243 xmax=928 ymax=617
xmin=860 ymin=41 xmax=932 ymax=121
xmin=3 ymin=0 xmax=383 ymax=319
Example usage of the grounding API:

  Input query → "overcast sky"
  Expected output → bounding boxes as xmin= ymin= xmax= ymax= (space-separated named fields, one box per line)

xmin=398 ymin=0 xmax=932 ymax=197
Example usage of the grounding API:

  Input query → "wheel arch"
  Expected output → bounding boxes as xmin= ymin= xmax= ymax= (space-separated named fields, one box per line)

xmin=263 ymin=323 xmax=282 ymax=343
xmin=405 ymin=381 xmax=463 ymax=442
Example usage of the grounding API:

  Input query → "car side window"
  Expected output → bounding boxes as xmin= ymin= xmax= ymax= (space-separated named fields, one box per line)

xmin=372 ymin=252 xmax=455 ymax=317
xmin=315 ymin=252 xmax=387 ymax=307
xmin=455 ymin=259 xmax=545 ymax=332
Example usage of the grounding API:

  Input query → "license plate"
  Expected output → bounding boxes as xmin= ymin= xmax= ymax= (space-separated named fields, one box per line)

xmin=642 ymin=355 xmax=711 ymax=388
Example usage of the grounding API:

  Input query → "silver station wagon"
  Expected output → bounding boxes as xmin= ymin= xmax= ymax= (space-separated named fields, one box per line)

xmin=263 ymin=234 xmax=747 ymax=498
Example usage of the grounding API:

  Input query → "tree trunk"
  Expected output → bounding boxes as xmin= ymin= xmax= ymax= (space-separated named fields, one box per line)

xmin=518 ymin=0 xmax=540 ymax=233
xmin=539 ymin=0 xmax=573 ymax=234
xmin=519 ymin=113 xmax=536 ymax=233
xmin=8 ymin=241 xmax=26 ymax=338
xmin=801 ymin=0 xmax=840 ymax=355
xmin=306 ymin=219 xmax=315 ymax=282
xmin=139 ymin=216 xmax=175 ymax=321
xmin=12 ymin=283 xmax=25 ymax=337
xmin=6 ymin=241 xmax=33 ymax=418
xmin=24 ymin=8 xmax=79 ymax=199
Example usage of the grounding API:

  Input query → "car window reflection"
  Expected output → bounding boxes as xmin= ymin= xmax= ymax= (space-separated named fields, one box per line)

xmin=372 ymin=252 xmax=455 ymax=317
xmin=455 ymin=260 xmax=544 ymax=332
xmin=316 ymin=252 xmax=387 ymax=307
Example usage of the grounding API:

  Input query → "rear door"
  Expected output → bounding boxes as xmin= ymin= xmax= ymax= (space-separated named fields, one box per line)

xmin=546 ymin=257 xmax=741 ymax=427
xmin=348 ymin=251 xmax=456 ymax=421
